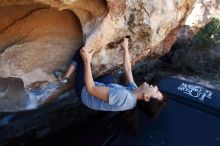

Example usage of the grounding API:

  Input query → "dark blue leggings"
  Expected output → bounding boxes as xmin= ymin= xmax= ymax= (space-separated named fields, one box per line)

xmin=72 ymin=48 xmax=114 ymax=97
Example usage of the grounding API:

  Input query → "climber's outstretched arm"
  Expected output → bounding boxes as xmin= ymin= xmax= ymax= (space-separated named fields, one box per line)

xmin=122 ymin=37 xmax=134 ymax=84
xmin=80 ymin=47 xmax=109 ymax=102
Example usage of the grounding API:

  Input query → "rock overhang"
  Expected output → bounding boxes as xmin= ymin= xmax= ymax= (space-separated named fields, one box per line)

xmin=0 ymin=0 xmax=196 ymax=86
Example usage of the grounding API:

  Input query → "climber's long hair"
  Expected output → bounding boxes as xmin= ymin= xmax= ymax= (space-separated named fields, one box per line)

xmin=137 ymin=93 xmax=167 ymax=118
xmin=120 ymin=93 xmax=167 ymax=134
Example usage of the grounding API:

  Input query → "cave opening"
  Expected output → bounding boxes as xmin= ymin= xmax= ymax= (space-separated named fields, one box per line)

xmin=0 ymin=4 xmax=84 ymax=86
xmin=0 ymin=0 xmax=109 ymax=86
xmin=0 ymin=4 xmax=84 ymax=112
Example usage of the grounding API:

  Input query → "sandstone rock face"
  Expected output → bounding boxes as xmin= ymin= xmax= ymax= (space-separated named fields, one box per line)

xmin=185 ymin=0 xmax=220 ymax=29
xmin=87 ymin=0 xmax=196 ymax=76
xmin=0 ymin=0 xmax=196 ymax=86
xmin=179 ymin=0 xmax=220 ymax=40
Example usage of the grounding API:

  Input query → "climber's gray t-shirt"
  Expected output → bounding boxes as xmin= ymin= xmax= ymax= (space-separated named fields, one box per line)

xmin=81 ymin=82 xmax=137 ymax=111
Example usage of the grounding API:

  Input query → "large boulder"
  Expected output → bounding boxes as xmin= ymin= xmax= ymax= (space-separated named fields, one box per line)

xmin=0 ymin=77 xmax=28 ymax=112
xmin=0 ymin=0 xmax=195 ymax=86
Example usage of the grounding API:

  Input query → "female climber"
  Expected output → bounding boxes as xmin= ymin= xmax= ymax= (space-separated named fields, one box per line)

xmin=55 ymin=37 xmax=166 ymax=112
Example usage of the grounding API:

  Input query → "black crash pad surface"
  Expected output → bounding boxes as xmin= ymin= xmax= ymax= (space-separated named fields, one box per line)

xmin=157 ymin=77 xmax=220 ymax=117
xmin=111 ymin=99 xmax=220 ymax=146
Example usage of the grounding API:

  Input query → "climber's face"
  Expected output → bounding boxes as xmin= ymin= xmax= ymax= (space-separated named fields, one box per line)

xmin=134 ymin=82 xmax=163 ymax=102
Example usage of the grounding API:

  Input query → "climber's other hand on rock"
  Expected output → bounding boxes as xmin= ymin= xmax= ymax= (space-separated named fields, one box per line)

xmin=122 ymin=37 xmax=129 ymax=50
xmin=80 ymin=47 xmax=94 ymax=64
